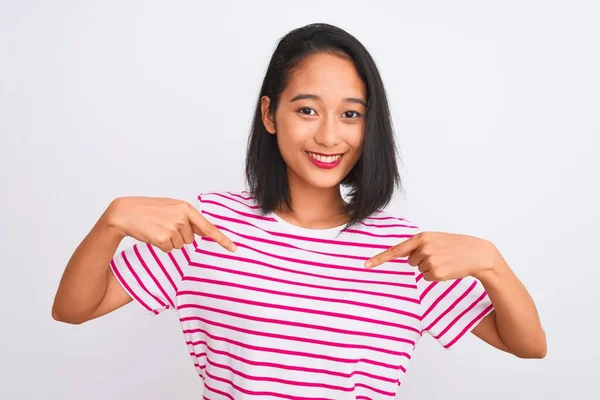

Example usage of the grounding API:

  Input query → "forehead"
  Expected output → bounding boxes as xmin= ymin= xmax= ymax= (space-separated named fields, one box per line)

xmin=284 ymin=53 xmax=366 ymax=100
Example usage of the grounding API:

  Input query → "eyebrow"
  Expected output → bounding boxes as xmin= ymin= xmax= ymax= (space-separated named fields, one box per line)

xmin=289 ymin=93 xmax=367 ymax=107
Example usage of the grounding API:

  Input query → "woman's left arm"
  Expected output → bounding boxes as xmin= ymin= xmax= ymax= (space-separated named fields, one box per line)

xmin=471 ymin=247 xmax=547 ymax=358
xmin=365 ymin=232 xmax=547 ymax=359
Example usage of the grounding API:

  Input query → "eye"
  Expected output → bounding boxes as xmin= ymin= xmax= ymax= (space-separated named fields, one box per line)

xmin=298 ymin=107 xmax=317 ymax=116
xmin=342 ymin=110 xmax=362 ymax=119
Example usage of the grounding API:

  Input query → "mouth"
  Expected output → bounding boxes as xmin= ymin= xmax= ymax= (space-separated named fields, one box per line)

xmin=305 ymin=151 xmax=345 ymax=169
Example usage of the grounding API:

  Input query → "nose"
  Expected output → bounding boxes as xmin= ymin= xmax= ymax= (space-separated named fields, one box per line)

xmin=314 ymin=116 xmax=342 ymax=148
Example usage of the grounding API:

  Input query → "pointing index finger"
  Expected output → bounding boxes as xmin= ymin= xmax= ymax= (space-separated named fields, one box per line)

xmin=188 ymin=207 xmax=237 ymax=252
xmin=364 ymin=233 xmax=421 ymax=268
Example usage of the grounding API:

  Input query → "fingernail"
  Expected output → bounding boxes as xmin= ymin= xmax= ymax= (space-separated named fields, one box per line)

xmin=229 ymin=243 xmax=237 ymax=252
xmin=364 ymin=261 xmax=373 ymax=268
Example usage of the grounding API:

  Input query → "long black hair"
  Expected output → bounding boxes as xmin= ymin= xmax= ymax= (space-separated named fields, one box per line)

xmin=245 ymin=22 xmax=402 ymax=231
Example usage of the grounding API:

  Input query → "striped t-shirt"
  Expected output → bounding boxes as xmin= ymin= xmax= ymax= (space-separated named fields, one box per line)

xmin=110 ymin=190 xmax=494 ymax=399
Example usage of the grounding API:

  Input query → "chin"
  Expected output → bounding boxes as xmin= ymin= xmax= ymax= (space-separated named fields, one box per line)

xmin=303 ymin=175 xmax=345 ymax=189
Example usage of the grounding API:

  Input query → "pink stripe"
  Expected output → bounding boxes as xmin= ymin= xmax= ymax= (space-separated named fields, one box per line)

xmin=364 ymin=216 xmax=409 ymax=221
xmin=204 ymin=357 xmax=394 ymax=396
xmin=110 ymin=259 xmax=157 ymax=315
xmin=180 ymin=308 xmax=416 ymax=350
xmin=194 ymin=363 xmax=207 ymax=370
xmin=202 ymin=235 xmax=411 ymax=276
xmin=416 ymin=273 xmax=423 ymax=282
xmin=225 ymin=191 xmax=255 ymax=201
xmin=123 ymin=249 xmax=167 ymax=309
xmin=167 ymin=252 xmax=184 ymax=278
xmin=179 ymin=302 xmax=417 ymax=346
xmin=434 ymin=291 xmax=488 ymax=340
xmin=145 ymin=244 xmax=177 ymax=306
xmin=185 ymin=327 xmax=404 ymax=369
xmin=205 ymin=369 xmax=332 ymax=400
xmin=423 ymin=280 xmax=477 ymax=333
xmin=359 ymin=221 xmax=419 ymax=229
xmin=194 ymin=247 xmax=418 ymax=289
xmin=179 ymin=291 xmax=421 ymax=327
xmin=205 ymin=192 xmax=261 ymax=209
xmin=268 ymin=230 xmax=390 ymax=248
xmin=212 ymin=223 xmax=409 ymax=267
xmin=189 ymin=262 xmax=419 ymax=304
xmin=202 ymin=210 xmax=392 ymax=249
xmin=419 ymin=281 xmax=438 ymax=301
xmin=203 ymin=382 xmax=234 ymax=400
xmin=353 ymin=382 xmax=396 ymax=397
xmin=180 ymin=278 xmax=420 ymax=326
xmin=199 ymin=197 xmax=276 ymax=221
xmin=181 ymin=246 xmax=191 ymax=265
xmin=344 ymin=228 xmax=416 ymax=239
xmin=183 ymin=321 xmax=409 ymax=359
xmin=444 ymin=304 xmax=494 ymax=348
xmin=132 ymin=245 xmax=171 ymax=307
xmin=421 ymin=280 xmax=461 ymax=319
xmin=190 ymin=340 xmax=398 ymax=384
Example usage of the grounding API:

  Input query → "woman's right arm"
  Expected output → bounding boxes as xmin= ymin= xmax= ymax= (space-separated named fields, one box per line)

xmin=52 ymin=197 xmax=236 ymax=325
xmin=52 ymin=200 xmax=130 ymax=324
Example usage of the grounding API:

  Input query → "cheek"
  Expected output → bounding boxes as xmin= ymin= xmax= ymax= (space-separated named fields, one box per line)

xmin=344 ymin=126 xmax=365 ymax=152
xmin=352 ymin=132 xmax=365 ymax=149
xmin=276 ymin=117 xmax=315 ymax=152
xmin=342 ymin=128 xmax=364 ymax=168
xmin=274 ymin=127 xmax=302 ymax=163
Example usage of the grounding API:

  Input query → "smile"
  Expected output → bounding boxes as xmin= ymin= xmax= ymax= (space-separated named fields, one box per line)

xmin=305 ymin=151 xmax=344 ymax=169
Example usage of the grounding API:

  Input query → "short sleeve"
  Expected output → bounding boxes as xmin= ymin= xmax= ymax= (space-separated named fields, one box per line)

xmin=109 ymin=240 xmax=194 ymax=315
xmin=417 ymin=270 xmax=495 ymax=349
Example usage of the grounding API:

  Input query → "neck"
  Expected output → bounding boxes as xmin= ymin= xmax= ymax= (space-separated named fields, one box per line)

xmin=274 ymin=170 xmax=349 ymax=229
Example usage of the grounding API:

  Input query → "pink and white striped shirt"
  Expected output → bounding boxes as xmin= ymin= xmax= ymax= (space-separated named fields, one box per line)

xmin=110 ymin=190 xmax=494 ymax=399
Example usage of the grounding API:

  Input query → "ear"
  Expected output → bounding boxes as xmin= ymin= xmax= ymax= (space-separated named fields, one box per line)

xmin=260 ymin=96 xmax=276 ymax=135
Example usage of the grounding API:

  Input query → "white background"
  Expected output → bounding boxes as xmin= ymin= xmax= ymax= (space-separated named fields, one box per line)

xmin=1 ymin=0 xmax=598 ymax=398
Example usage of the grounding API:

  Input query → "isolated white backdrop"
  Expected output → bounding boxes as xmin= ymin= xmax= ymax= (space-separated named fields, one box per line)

xmin=1 ymin=0 xmax=598 ymax=399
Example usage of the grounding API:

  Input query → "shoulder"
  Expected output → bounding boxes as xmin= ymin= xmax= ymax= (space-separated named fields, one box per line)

xmin=194 ymin=189 xmax=268 ymax=224
xmin=196 ymin=190 xmax=258 ymax=208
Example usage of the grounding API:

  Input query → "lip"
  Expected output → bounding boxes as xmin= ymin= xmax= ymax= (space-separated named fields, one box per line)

xmin=307 ymin=151 xmax=344 ymax=156
xmin=305 ymin=151 xmax=344 ymax=169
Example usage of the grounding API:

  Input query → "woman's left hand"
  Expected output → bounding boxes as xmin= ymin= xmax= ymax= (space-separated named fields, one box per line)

xmin=365 ymin=231 xmax=500 ymax=281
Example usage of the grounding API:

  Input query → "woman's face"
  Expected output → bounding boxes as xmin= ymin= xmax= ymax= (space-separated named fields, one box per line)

xmin=261 ymin=52 xmax=366 ymax=189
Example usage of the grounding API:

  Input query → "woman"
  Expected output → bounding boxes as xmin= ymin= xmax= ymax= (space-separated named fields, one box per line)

xmin=52 ymin=23 xmax=546 ymax=399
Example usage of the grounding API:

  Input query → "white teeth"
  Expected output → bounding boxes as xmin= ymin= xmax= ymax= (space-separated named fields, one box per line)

xmin=308 ymin=152 xmax=342 ymax=163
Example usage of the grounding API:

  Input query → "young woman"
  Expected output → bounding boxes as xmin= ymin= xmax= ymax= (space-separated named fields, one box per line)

xmin=52 ymin=23 xmax=546 ymax=399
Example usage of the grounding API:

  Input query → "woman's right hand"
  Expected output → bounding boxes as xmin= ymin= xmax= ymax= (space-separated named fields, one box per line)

xmin=107 ymin=196 xmax=236 ymax=253
xmin=53 ymin=196 xmax=236 ymax=324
